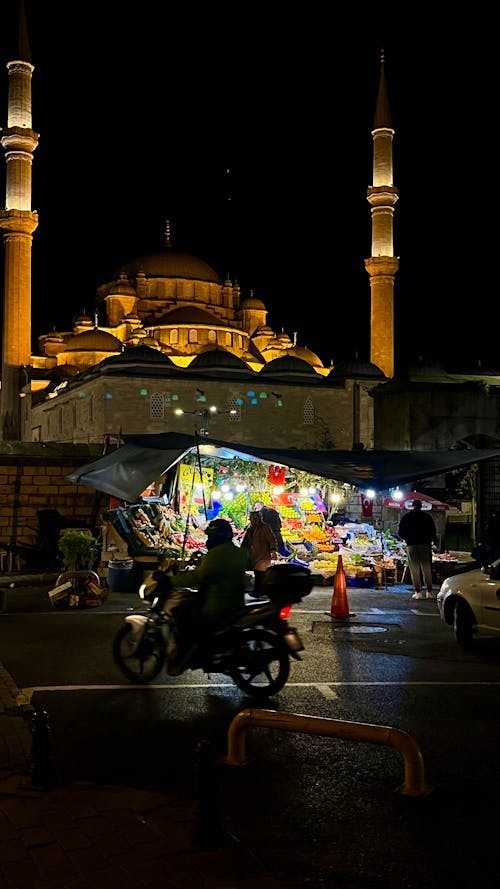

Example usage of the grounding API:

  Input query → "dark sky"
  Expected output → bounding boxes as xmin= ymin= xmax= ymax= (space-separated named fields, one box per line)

xmin=0 ymin=4 xmax=497 ymax=372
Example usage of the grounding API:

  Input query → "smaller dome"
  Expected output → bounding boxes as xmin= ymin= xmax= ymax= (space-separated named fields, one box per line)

xmin=277 ymin=332 xmax=293 ymax=347
xmin=262 ymin=337 xmax=284 ymax=351
xmin=260 ymin=356 xmax=318 ymax=376
xmin=98 ymin=345 xmax=176 ymax=367
xmin=188 ymin=348 xmax=251 ymax=370
xmin=288 ymin=345 xmax=324 ymax=368
xmin=329 ymin=360 xmax=385 ymax=379
xmin=73 ymin=313 xmax=92 ymax=325
xmin=64 ymin=329 xmax=123 ymax=352
xmin=109 ymin=272 xmax=136 ymax=295
xmin=241 ymin=295 xmax=266 ymax=311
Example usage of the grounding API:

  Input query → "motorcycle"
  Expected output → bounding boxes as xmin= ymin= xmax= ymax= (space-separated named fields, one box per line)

xmin=112 ymin=562 xmax=315 ymax=699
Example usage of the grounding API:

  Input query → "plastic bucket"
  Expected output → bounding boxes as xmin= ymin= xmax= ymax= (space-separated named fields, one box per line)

xmin=108 ymin=559 xmax=136 ymax=593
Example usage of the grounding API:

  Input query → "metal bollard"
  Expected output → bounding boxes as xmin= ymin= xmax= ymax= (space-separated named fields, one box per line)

xmin=30 ymin=708 xmax=56 ymax=790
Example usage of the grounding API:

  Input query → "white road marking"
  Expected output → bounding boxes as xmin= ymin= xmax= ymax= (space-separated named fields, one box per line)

xmin=296 ymin=609 xmax=439 ymax=616
xmin=20 ymin=679 xmax=500 ymax=704
xmin=316 ymin=684 xmax=339 ymax=700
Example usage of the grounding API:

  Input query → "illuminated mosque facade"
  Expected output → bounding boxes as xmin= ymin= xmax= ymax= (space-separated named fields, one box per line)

xmin=1 ymin=3 xmax=397 ymax=448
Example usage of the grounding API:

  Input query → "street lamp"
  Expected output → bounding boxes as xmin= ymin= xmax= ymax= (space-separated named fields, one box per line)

xmin=174 ymin=405 xmax=236 ymax=436
xmin=174 ymin=404 xmax=237 ymax=524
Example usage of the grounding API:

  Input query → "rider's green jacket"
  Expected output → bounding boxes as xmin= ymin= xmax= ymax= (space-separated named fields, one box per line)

xmin=171 ymin=541 xmax=252 ymax=625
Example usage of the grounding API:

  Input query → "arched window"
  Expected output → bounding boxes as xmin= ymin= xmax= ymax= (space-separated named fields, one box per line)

xmin=229 ymin=396 xmax=240 ymax=422
xmin=188 ymin=328 xmax=198 ymax=343
xmin=225 ymin=331 xmax=232 ymax=346
xmin=208 ymin=329 xmax=216 ymax=343
xmin=303 ymin=397 xmax=314 ymax=425
xmin=150 ymin=393 xmax=165 ymax=421
xmin=170 ymin=329 xmax=178 ymax=344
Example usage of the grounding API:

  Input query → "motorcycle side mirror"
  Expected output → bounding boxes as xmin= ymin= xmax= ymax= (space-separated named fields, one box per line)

xmin=482 ymin=563 xmax=500 ymax=579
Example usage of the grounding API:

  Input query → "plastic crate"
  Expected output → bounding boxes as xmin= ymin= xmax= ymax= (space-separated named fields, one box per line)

xmin=347 ymin=576 xmax=374 ymax=588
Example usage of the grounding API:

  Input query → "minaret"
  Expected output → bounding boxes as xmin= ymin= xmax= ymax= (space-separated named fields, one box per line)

xmin=364 ymin=50 xmax=399 ymax=379
xmin=0 ymin=0 xmax=39 ymax=440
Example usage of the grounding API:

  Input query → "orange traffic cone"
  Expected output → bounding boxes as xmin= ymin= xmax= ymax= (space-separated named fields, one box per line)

xmin=328 ymin=555 xmax=352 ymax=619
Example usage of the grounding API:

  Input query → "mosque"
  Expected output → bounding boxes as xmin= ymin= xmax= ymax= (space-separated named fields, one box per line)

xmin=3 ymin=3 xmax=500 ymax=515
xmin=0 ymin=2 xmax=395 ymax=450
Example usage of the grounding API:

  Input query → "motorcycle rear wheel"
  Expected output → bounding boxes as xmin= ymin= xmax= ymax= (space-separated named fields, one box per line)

xmin=113 ymin=623 xmax=166 ymax=683
xmin=228 ymin=628 xmax=290 ymax=698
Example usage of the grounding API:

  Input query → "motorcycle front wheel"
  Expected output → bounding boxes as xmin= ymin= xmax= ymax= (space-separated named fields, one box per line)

xmin=112 ymin=623 xmax=166 ymax=683
xmin=228 ymin=628 xmax=290 ymax=699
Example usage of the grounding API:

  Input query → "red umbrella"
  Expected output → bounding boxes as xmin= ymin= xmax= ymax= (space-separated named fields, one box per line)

xmin=383 ymin=490 xmax=449 ymax=510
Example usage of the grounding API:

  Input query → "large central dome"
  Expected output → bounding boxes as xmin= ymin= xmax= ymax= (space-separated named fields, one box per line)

xmin=119 ymin=250 xmax=221 ymax=283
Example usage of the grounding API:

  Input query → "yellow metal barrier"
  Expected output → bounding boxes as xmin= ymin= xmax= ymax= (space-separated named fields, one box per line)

xmin=226 ymin=708 xmax=431 ymax=797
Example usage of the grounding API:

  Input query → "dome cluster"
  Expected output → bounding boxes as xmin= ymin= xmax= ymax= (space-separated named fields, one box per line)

xmin=35 ymin=239 xmax=369 ymax=383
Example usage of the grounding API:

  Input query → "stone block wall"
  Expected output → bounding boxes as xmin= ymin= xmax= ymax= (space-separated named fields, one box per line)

xmin=0 ymin=443 xmax=104 ymax=565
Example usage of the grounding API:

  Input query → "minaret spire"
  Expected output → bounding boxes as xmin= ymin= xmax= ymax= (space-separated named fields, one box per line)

xmin=364 ymin=49 xmax=399 ymax=379
xmin=165 ymin=219 xmax=172 ymax=248
xmin=0 ymin=0 xmax=39 ymax=439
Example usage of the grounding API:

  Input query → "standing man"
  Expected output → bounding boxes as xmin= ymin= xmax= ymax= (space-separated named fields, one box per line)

xmin=398 ymin=499 xmax=438 ymax=600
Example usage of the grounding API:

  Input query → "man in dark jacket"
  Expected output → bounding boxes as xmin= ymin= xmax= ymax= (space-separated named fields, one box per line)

xmin=398 ymin=499 xmax=437 ymax=600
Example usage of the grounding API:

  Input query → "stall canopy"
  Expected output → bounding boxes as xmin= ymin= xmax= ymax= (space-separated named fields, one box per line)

xmin=66 ymin=432 xmax=500 ymax=503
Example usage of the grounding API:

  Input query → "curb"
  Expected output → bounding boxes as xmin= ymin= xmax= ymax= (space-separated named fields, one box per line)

xmin=0 ymin=573 xmax=59 ymax=589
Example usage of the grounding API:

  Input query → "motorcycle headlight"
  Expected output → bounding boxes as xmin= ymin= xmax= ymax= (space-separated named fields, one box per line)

xmin=139 ymin=581 xmax=158 ymax=602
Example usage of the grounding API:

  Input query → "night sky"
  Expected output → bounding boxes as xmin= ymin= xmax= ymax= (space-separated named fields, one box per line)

xmin=0 ymin=4 xmax=497 ymax=372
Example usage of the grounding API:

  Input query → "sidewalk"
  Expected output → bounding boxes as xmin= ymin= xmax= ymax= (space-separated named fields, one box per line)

xmin=0 ymin=574 xmax=294 ymax=888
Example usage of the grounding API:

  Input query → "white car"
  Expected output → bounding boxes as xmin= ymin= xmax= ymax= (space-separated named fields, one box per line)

xmin=437 ymin=558 xmax=500 ymax=647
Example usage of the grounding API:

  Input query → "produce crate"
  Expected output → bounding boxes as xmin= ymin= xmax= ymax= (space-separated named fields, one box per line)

xmin=347 ymin=576 xmax=374 ymax=588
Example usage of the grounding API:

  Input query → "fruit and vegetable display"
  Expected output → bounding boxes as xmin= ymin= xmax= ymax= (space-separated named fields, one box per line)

xmin=102 ymin=454 xmax=415 ymax=587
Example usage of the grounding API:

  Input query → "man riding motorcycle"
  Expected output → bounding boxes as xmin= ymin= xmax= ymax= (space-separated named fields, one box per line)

xmin=162 ymin=517 xmax=252 ymax=674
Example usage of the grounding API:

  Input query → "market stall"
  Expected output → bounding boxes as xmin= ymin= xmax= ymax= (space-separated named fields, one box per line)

xmin=97 ymin=454 xmax=407 ymax=589
xmin=68 ymin=432 xmax=500 ymax=588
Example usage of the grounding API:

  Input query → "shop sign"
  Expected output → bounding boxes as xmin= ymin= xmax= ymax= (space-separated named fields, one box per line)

xmin=383 ymin=497 xmax=433 ymax=510
xmin=275 ymin=492 xmax=296 ymax=507
xmin=179 ymin=463 xmax=213 ymax=488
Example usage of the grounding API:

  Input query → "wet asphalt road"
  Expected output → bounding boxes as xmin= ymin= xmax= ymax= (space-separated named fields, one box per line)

xmin=1 ymin=581 xmax=500 ymax=887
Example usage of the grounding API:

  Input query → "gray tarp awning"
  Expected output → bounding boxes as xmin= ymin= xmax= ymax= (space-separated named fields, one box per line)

xmin=66 ymin=432 xmax=500 ymax=503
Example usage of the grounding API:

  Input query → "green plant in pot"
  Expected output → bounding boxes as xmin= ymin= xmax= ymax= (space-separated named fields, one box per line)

xmin=58 ymin=530 xmax=99 ymax=573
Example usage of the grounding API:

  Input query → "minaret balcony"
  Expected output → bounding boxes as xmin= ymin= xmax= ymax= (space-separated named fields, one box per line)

xmin=1 ymin=127 xmax=39 ymax=153
xmin=0 ymin=208 xmax=38 ymax=235
xmin=367 ymin=185 xmax=399 ymax=208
